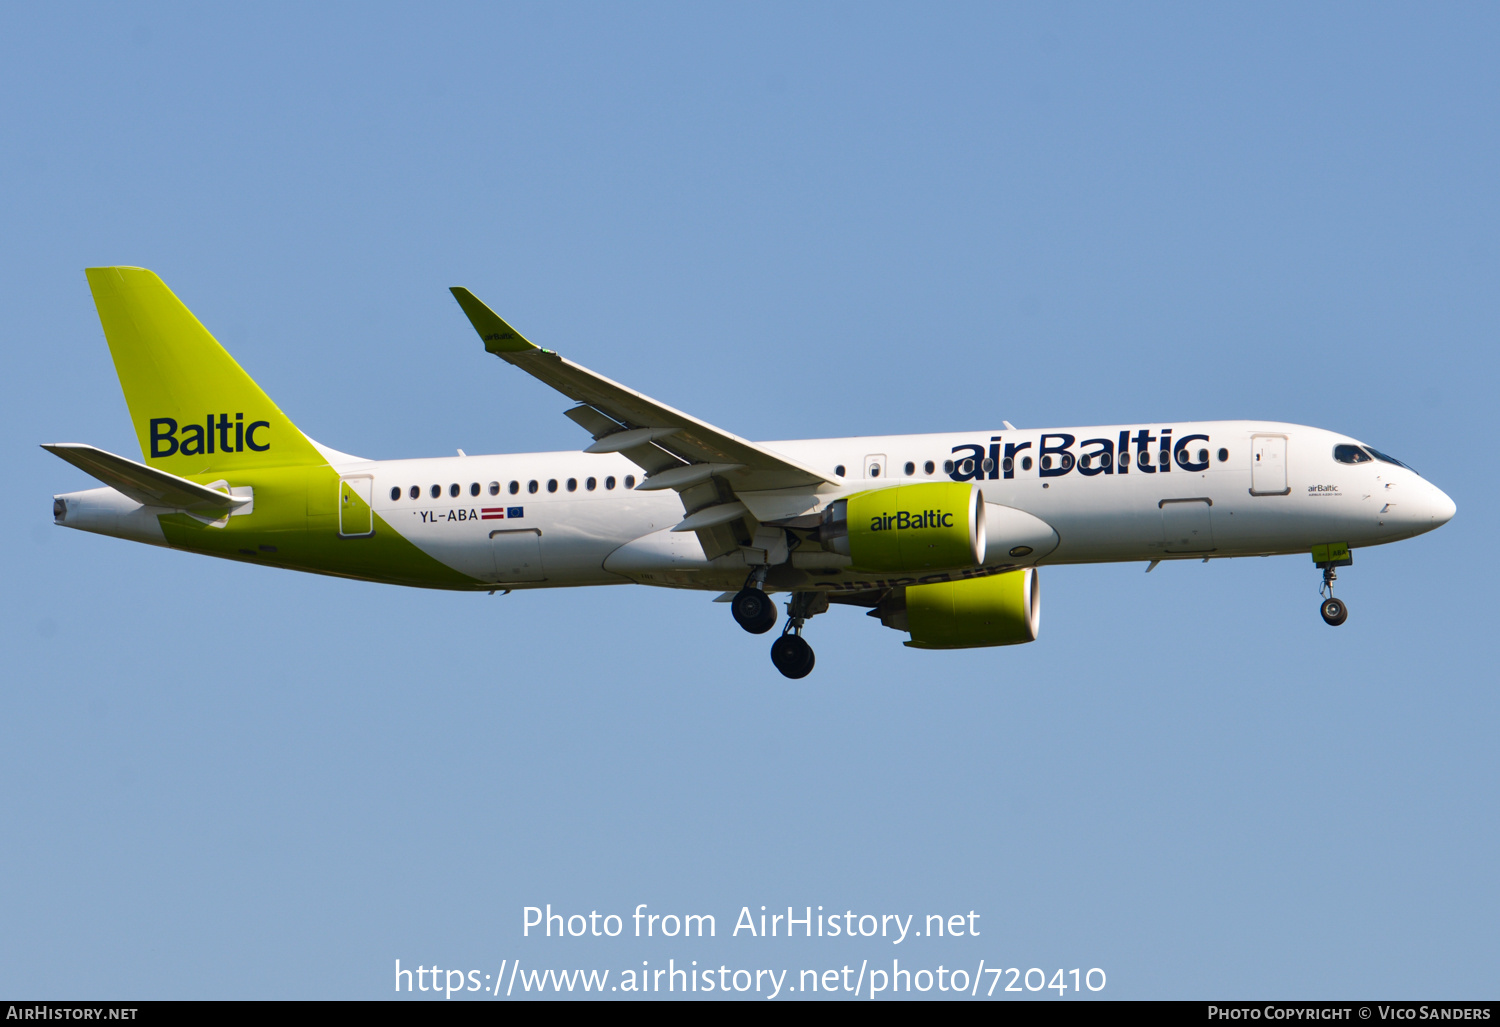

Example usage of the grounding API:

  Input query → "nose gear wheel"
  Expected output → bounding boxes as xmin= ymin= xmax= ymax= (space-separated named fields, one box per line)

xmin=1317 ymin=563 xmax=1349 ymax=626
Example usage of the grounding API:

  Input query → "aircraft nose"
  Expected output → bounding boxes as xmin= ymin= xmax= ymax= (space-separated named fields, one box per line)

xmin=1428 ymin=483 xmax=1457 ymax=527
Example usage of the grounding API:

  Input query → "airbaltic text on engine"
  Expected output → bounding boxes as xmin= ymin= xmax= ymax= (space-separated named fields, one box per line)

xmin=870 ymin=510 xmax=954 ymax=531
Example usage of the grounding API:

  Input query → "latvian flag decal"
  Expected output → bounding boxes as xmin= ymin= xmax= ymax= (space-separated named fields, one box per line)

xmin=481 ymin=507 xmax=506 ymax=520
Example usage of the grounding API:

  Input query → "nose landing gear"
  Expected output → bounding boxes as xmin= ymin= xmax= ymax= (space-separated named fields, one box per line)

xmin=1313 ymin=543 xmax=1353 ymax=626
xmin=770 ymin=592 xmax=827 ymax=679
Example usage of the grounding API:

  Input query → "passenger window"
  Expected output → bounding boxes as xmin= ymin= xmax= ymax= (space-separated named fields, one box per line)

xmin=586 ymin=477 xmax=597 ymax=491
xmin=470 ymin=482 xmax=480 ymax=496
xmin=409 ymin=485 xmax=420 ymax=500
xmin=1334 ymin=444 xmax=1372 ymax=464
xmin=625 ymin=475 xmax=636 ymax=488
xmin=567 ymin=478 xmax=577 ymax=492
xmin=1040 ymin=456 xmax=1052 ymax=469
xmin=449 ymin=483 xmax=460 ymax=497
xmin=547 ymin=479 xmax=558 ymax=493
xmin=528 ymin=480 xmax=539 ymax=494
xmin=1021 ymin=456 xmax=1033 ymax=471
xmin=1080 ymin=455 xmax=1091 ymax=469
xmin=904 ymin=461 xmax=915 ymax=476
xmin=1003 ymin=457 xmax=1013 ymax=472
xmin=489 ymin=482 xmax=500 ymax=495
xmin=982 ymin=457 xmax=994 ymax=473
xmin=924 ymin=460 xmax=935 ymax=475
xmin=509 ymin=481 xmax=520 ymax=494
xmin=1198 ymin=449 xmax=1209 ymax=464
xmin=943 ymin=459 xmax=954 ymax=473
xmin=390 ymin=486 xmax=400 ymax=501
xmin=430 ymin=484 xmax=441 ymax=499
xmin=1218 ymin=448 xmax=1229 ymax=463
xmin=605 ymin=476 xmax=616 ymax=490
xmin=835 ymin=464 xmax=846 ymax=477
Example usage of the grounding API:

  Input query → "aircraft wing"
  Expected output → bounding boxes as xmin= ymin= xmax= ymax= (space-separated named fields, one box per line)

xmin=451 ymin=288 xmax=835 ymax=558
xmin=42 ymin=443 xmax=247 ymax=513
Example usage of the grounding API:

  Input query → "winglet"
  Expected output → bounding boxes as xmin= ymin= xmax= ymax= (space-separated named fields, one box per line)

xmin=449 ymin=288 xmax=539 ymax=355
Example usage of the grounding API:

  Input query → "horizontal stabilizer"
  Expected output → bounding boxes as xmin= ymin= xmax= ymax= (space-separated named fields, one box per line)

xmin=42 ymin=443 xmax=248 ymax=512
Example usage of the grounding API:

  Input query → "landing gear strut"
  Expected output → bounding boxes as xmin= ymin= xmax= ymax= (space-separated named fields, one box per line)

xmin=770 ymin=592 xmax=825 ymax=679
xmin=1318 ymin=564 xmax=1349 ymax=626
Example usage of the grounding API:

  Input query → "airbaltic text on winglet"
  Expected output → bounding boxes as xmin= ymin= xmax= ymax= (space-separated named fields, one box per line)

xmin=149 ymin=414 xmax=269 ymax=457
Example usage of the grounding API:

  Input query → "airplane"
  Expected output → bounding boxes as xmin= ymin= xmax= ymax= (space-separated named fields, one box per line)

xmin=47 ymin=267 xmax=1457 ymax=678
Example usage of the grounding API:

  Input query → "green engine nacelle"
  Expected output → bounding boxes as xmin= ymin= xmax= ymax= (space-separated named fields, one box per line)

xmin=904 ymin=568 xmax=1040 ymax=649
xmin=821 ymin=481 xmax=986 ymax=573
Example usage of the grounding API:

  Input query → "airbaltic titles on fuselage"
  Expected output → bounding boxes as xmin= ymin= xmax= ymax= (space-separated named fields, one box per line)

xmin=945 ymin=428 xmax=1215 ymax=480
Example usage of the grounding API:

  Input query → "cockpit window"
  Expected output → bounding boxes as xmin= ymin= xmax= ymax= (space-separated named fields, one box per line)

xmin=1364 ymin=446 xmax=1417 ymax=473
xmin=1333 ymin=444 xmax=1372 ymax=464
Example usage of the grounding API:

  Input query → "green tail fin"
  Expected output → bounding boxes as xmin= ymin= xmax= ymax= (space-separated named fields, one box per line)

xmin=85 ymin=267 xmax=325 ymax=474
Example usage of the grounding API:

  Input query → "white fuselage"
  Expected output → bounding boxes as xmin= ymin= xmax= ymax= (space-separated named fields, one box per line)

xmin=273 ymin=419 xmax=1452 ymax=593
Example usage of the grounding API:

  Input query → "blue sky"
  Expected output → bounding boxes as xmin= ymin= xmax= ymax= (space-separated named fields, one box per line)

xmin=2 ymin=2 xmax=1495 ymax=999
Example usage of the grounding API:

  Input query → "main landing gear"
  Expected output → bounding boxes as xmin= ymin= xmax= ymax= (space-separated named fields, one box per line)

xmin=1318 ymin=564 xmax=1349 ymax=626
xmin=728 ymin=573 xmax=826 ymax=678
xmin=730 ymin=586 xmax=777 ymax=634
xmin=769 ymin=592 xmax=826 ymax=679
xmin=730 ymin=566 xmax=778 ymax=634
xmin=771 ymin=633 xmax=815 ymax=679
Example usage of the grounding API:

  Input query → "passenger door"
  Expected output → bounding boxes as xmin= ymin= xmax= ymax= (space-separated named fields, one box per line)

xmin=1250 ymin=435 xmax=1289 ymax=496
xmin=338 ymin=476 xmax=374 ymax=536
